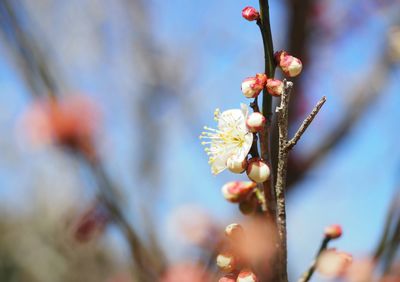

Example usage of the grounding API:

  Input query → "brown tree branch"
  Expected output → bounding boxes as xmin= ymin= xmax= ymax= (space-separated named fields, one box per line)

xmin=275 ymin=80 xmax=326 ymax=281
xmin=275 ymin=80 xmax=293 ymax=282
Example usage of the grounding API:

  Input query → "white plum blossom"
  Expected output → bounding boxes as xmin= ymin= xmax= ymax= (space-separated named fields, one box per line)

xmin=200 ymin=104 xmax=253 ymax=175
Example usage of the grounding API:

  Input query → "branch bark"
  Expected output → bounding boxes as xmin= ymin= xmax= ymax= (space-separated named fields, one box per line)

xmin=275 ymin=80 xmax=293 ymax=282
xmin=275 ymin=80 xmax=326 ymax=281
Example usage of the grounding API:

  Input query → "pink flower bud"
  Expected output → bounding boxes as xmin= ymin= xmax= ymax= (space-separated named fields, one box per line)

xmin=222 ymin=181 xmax=257 ymax=203
xmin=242 ymin=6 xmax=260 ymax=21
xmin=274 ymin=50 xmax=302 ymax=77
xmin=216 ymin=253 xmax=236 ymax=273
xmin=317 ymin=249 xmax=353 ymax=278
xmin=161 ymin=263 xmax=210 ymax=282
xmin=246 ymin=158 xmax=270 ymax=183
xmin=241 ymin=73 xmax=267 ymax=98
xmin=218 ymin=274 xmax=237 ymax=282
xmin=246 ymin=112 xmax=265 ymax=132
xmin=324 ymin=224 xmax=342 ymax=239
xmin=225 ymin=223 xmax=244 ymax=241
xmin=227 ymin=156 xmax=247 ymax=174
xmin=237 ymin=269 xmax=259 ymax=282
xmin=274 ymin=50 xmax=288 ymax=64
xmin=266 ymin=79 xmax=284 ymax=97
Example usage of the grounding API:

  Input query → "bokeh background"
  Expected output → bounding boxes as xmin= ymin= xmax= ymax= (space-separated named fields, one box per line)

xmin=0 ymin=0 xmax=399 ymax=281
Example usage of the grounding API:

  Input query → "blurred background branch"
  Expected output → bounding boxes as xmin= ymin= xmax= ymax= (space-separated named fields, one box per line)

xmin=0 ymin=0 xmax=398 ymax=281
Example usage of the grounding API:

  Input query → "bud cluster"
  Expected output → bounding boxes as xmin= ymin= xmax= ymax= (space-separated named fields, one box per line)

xmin=216 ymin=223 xmax=259 ymax=282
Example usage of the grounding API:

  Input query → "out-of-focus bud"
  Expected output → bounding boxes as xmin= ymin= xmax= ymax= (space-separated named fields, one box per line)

xmin=225 ymin=223 xmax=245 ymax=241
xmin=241 ymin=74 xmax=267 ymax=98
xmin=218 ymin=274 xmax=237 ymax=282
xmin=20 ymin=95 xmax=101 ymax=160
xmin=242 ymin=6 xmax=260 ymax=22
xmin=266 ymin=79 xmax=284 ymax=97
xmin=219 ymin=275 xmax=237 ymax=282
xmin=345 ymin=258 xmax=375 ymax=282
xmin=227 ymin=156 xmax=247 ymax=174
xmin=237 ymin=269 xmax=259 ymax=282
xmin=324 ymin=224 xmax=342 ymax=239
xmin=72 ymin=204 xmax=109 ymax=243
xmin=167 ymin=205 xmax=217 ymax=247
xmin=274 ymin=50 xmax=302 ymax=77
xmin=246 ymin=158 xmax=270 ymax=183
xmin=222 ymin=181 xmax=257 ymax=203
xmin=316 ymin=249 xmax=353 ymax=278
xmin=216 ymin=253 xmax=236 ymax=273
xmin=246 ymin=112 xmax=265 ymax=133
xmin=161 ymin=262 xmax=211 ymax=282
xmin=239 ymin=195 xmax=258 ymax=215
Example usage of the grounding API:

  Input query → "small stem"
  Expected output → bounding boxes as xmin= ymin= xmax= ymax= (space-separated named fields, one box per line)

xmin=298 ymin=237 xmax=331 ymax=282
xmin=286 ymin=96 xmax=326 ymax=151
xmin=88 ymin=160 xmax=158 ymax=281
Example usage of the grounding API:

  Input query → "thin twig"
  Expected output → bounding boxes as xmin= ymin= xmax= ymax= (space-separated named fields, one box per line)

xmin=374 ymin=188 xmax=400 ymax=261
xmin=89 ymin=161 xmax=158 ymax=282
xmin=286 ymin=96 xmax=326 ymax=150
xmin=287 ymin=55 xmax=393 ymax=187
xmin=298 ymin=237 xmax=331 ymax=282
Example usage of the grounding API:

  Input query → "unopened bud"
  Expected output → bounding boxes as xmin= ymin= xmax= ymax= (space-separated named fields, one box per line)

xmin=274 ymin=50 xmax=288 ymax=64
xmin=222 ymin=181 xmax=257 ymax=203
xmin=241 ymin=74 xmax=267 ymax=98
xmin=266 ymin=79 xmax=284 ymax=97
xmin=317 ymin=249 xmax=352 ymax=278
xmin=237 ymin=269 xmax=259 ymax=282
xmin=216 ymin=253 xmax=236 ymax=273
xmin=242 ymin=7 xmax=260 ymax=21
xmin=274 ymin=50 xmax=302 ymax=77
xmin=227 ymin=156 xmax=247 ymax=174
xmin=246 ymin=112 xmax=265 ymax=132
xmin=324 ymin=224 xmax=342 ymax=239
xmin=225 ymin=223 xmax=244 ymax=241
xmin=246 ymin=158 xmax=270 ymax=183
xmin=218 ymin=274 xmax=237 ymax=282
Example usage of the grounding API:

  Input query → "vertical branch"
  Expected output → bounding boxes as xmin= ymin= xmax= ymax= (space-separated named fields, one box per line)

xmin=258 ymin=0 xmax=277 ymax=229
xmin=276 ymin=82 xmax=326 ymax=281
xmin=275 ymin=80 xmax=293 ymax=281
xmin=256 ymin=1 xmax=281 ymax=279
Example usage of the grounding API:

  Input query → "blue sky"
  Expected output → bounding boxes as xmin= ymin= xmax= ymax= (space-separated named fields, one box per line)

xmin=0 ymin=0 xmax=399 ymax=280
